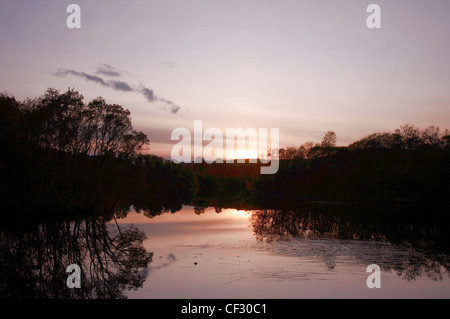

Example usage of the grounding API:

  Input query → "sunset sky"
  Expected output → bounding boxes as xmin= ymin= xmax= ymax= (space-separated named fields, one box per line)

xmin=1 ymin=0 xmax=450 ymax=158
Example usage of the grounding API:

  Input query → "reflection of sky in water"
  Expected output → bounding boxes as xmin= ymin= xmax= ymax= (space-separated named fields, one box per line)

xmin=115 ymin=206 xmax=450 ymax=299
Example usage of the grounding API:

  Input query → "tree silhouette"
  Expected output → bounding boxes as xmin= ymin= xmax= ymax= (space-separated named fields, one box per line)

xmin=349 ymin=124 xmax=450 ymax=150
xmin=0 ymin=89 xmax=169 ymax=214
xmin=321 ymin=130 xmax=337 ymax=147
xmin=22 ymin=88 xmax=149 ymax=159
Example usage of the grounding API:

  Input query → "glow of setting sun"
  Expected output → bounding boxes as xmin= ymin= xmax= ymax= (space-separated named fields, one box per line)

xmin=232 ymin=149 xmax=259 ymax=160
xmin=232 ymin=210 xmax=250 ymax=218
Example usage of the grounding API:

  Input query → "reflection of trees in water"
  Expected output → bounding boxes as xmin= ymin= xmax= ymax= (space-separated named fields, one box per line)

xmin=250 ymin=210 xmax=387 ymax=243
xmin=394 ymin=254 xmax=449 ymax=282
xmin=0 ymin=218 xmax=152 ymax=298
xmin=249 ymin=209 xmax=450 ymax=281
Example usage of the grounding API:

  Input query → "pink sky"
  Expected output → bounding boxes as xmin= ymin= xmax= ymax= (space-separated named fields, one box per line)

xmin=1 ymin=0 xmax=450 ymax=158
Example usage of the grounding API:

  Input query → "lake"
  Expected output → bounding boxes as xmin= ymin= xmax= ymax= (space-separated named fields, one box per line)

xmin=117 ymin=205 xmax=450 ymax=299
xmin=1 ymin=203 xmax=449 ymax=299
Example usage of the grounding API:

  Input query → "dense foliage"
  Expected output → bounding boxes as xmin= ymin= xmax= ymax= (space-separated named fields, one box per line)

xmin=0 ymin=89 xmax=193 ymax=216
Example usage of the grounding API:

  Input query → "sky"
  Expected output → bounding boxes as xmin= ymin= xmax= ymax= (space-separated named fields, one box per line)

xmin=1 ymin=0 xmax=450 ymax=159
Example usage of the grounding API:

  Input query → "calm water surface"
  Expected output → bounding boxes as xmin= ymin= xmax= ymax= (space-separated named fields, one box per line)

xmin=115 ymin=206 xmax=450 ymax=299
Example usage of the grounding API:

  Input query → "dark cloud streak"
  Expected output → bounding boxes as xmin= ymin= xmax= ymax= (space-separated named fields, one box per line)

xmin=139 ymin=84 xmax=181 ymax=114
xmin=54 ymin=66 xmax=182 ymax=114
xmin=139 ymin=84 xmax=156 ymax=102
xmin=96 ymin=63 xmax=121 ymax=77
xmin=54 ymin=69 xmax=106 ymax=86
xmin=55 ymin=68 xmax=134 ymax=92
xmin=159 ymin=97 xmax=181 ymax=114
xmin=109 ymin=80 xmax=133 ymax=92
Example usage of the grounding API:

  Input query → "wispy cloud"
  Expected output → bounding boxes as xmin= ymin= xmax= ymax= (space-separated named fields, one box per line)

xmin=159 ymin=97 xmax=181 ymax=114
xmin=161 ymin=61 xmax=177 ymax=68
xmin=54 ymin=68 xmax=133 ymax=92
xmin=139 ymin=84 xmax=156 ymax=102
xmin=96 ymin=63 xmax=121 ymax=77
xmin=139 ymin=84 xmax=181 ymax=114
xmin=108 ymin=80 xmax=133 ymax=92
xmin=54 ymin=69 xmax=106 ymax=85
xmin=53 ymin=65 xmax=183 ymax=114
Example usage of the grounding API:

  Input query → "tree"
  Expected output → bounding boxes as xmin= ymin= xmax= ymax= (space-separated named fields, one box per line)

xmin=321 ymin=131 xmax=337 ymax=147
xmin=1 ymin=88 xmax=152 ymax=213
xmin=278 ymin=142 xmax=318 ymax=160
xmin=349 ymin=124 xmax=449 ymax=150
xmin=22 ymin=88 xmax=149 ymax=159
xmin=398 ymin=124 xmax=421 ymax=150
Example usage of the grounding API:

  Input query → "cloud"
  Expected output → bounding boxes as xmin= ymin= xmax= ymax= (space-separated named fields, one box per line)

xmin=139 ymin=84 xmax=181 ymax=114
xmin=55 ymin=68 xmax=134 ymax=92
xmin=54 ymin=65 xmax=183 ymax=114
xmin=108 ymin=80 xmax=133 ymax=92
xmin=96 ymin=63 xmax=121 ymax=77
xmin=161 ymin=61 xmax=177 ymax=68
xmin=139 ymin=84 xmax=156 ymax=102
xmin=170 ymin=104 xmax=181 ymax=114
xmin=159 ymin=97 xmax=181 ymax=114
xmin=54 ymin=69 xmax=106 ymax=86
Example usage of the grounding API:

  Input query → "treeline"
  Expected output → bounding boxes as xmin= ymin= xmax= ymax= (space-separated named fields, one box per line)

xmin=180 ymin=125 xmax=450 ymax=210
xmin=0 ymin=89 xmax=193 ymax=217
xmin=2 ymin=88 xmax=450 ymax=217
xmin=255 ymin=125 xmax=450 ymax=208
